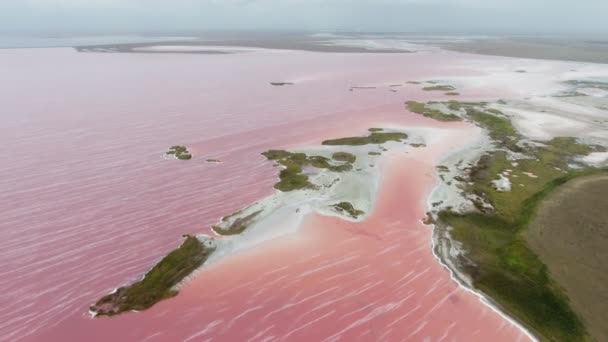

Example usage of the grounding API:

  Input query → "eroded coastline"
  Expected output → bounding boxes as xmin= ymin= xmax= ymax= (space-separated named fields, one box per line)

xmin=88 ymin=75 xmax=607 ymax=341
xmin=90 ymin=127 xmax=413 ymax=315
xmin=417 ymin=94 xmax=607 ymax=340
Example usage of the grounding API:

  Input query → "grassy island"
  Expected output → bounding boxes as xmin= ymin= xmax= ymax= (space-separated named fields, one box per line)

xmin=270 ymin=82 xmax=294 ymax=86
xmin=333 ymin=202 xmax=365 ymax=219
xmin=261 ymin=130 xmax=406 ymax=192
xmin=166 ymin=145 xmax=192 ymax=160
xmin=90 ymin=235 xmax=215 ymax=317
xmin=423 ymin=85 xmax=456 ymax=91
xmin=416 ymin=99 xmax=600 ymax=340
xmin=322 ymin=131 xmax=407 ymax=146
xmin=262 ymin=148 xmax=358 ymax=191
xmin=332 ymin=152 xmax=356 ymax=163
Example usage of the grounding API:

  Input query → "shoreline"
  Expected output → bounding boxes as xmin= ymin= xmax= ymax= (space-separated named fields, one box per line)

xmin=7 ymin=40 xmax=607 ymax=341
xmin=426 ymin=171 xmax=539 ymax=342
xmin=174 ymin=126 xmax=532 ymax=341
xmin=85 ymin=119 xmax=536 ymax=339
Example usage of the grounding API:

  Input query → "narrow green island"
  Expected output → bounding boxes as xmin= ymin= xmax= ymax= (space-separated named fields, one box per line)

xmin=166 ymin=145 xmax=192 ymax=160
xmin=261 ymin=129 xmax=405 ymax=192
xmin=322 ymin=131 xmax=407 ymax=146
xmin=332 ymin=202 xmax=365 ymax=219
xmin=332 ymin=152 xmax=356 ymax=163
xmin=417 ymin=99 xmax=606 ymax=341
xmin=422 ymin=85 xmax=456 ymax=91
xmin=270 ymin=82 xmax=294 ymax=86
xmin=90 ymin=235 xmax=216 ymax=317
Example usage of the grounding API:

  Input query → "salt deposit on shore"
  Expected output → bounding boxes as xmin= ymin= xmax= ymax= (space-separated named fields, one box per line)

xmin=581 ymin=151 xmax=608 ymax=166
xmin=8 ymin=36 xmax=608 ymax=341
xmin=132 ymin=45 xmax=284 ymax=54
xmin=205 ymin=126 xmax=437 ymax=266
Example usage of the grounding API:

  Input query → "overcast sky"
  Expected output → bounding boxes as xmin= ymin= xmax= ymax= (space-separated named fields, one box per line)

xmin=1 ymin=0 xmax=607 ymax=35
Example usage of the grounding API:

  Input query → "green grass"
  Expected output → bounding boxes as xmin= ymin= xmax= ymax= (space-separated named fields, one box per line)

xmin=422 ymin=85 xmax=456 ymax=91
xmin=447 ymin=100 xmax=462 ymax=111
xmin=333 ymin=202 xmax=365 ymax=219
xmin=536 ymin=137 xmax=593 ymax=167
xmin=332 ymin=152 xmax=356 ymax=163
xmin=275 ymin=165 xmax=312 ymax=191
xmin=167 ymin=145 xmax=192 ymax=160
xmin=439 ymin=135 xmax=598 ymax=340
xmin=262 ymin=148 xmax=359 ymax=191
xmin=441 ymin=172 xmax=603 ymax=341
xmin=322 ymin=132 xmax=407 ymax=146
xmin=406 ymin=101 xmax=462 ymax=122
xmin=465 ymin=108 xmax=521 ymax=151
xmin=262 ymin=130 xmax=397 ymax=191
xmin=445 ymin=92 xmax=460 ymax=96
xmin=431 ymin=100 xmax=600 ymax=340
xmin=90 ymin=236 xmax=214 ymax=317
xmin=262 ymin=150 xmax=313 ymax=191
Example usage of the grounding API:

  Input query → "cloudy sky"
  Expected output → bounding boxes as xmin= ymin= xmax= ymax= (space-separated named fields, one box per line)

xmin=1 ymin=0 xmax=607 ymax=35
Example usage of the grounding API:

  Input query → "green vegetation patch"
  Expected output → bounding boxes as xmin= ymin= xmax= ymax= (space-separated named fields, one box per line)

xmin=439 ymin=134 xmax=597 ymax=340
xmin=447 ymin=100 xmax=462 ymax=111
xmin=441 ymin=175 xmax=595 ymax=341
xmin=433 ymin=99 xmax=600 ymax=339
xmin=274 ymin=165 xmax=311 ymax=191
xmin=445 ymin=92 xmax=460 ymax=96
xmin=406 ymin=101 xmax=462 ymax=122
xmin=422 ymin=85 xmax=456 ymax=91
xmin=368 ymin=128 xmax=384 ymax=132
xmin=464 ymin=108 xmax=522 ymax=152
xmin=332 ymin=152 xmax=356 ymax=163
xmin=166 ymin=145 xmax=192 ymax=160
xmin=90 ymin=235 xmax=215 ymax=317
xmin=322 ymin=132 xmax=407 ymax=146
xmin=333 ymin=202 xmax=365 ymax=219
xmin=262 ymin=148 xmax=359 ymax=191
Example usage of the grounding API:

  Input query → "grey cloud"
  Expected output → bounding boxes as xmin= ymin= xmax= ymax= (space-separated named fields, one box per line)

xmin=1 ymin=0 xmax=607 ymax=35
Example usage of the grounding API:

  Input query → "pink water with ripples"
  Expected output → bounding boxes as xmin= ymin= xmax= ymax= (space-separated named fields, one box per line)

xmin=1 ymin=47 xmax=529 ymax=341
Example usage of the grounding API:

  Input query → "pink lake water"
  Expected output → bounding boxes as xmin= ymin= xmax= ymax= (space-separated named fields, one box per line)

xmin=1 ymin=47 xmax=529 ymax=341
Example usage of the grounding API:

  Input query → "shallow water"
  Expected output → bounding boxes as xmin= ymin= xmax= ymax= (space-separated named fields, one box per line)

xmin=1 ymin=47 xmax=529 ymax=341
